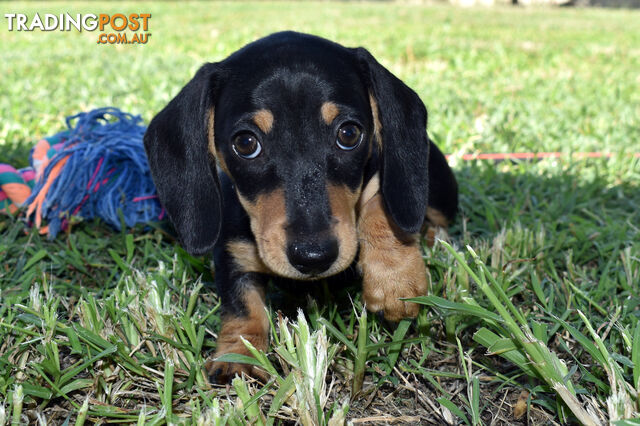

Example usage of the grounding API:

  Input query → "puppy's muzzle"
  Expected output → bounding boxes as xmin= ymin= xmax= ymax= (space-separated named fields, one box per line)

xmin=287 ymin=237 xmax=339 ymax=275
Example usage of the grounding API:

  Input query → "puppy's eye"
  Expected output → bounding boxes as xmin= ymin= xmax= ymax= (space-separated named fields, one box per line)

xmin=232 ymin=133 xmax=262 ymax=159
xmin=336 ymin=124 xmax=362 ymax=151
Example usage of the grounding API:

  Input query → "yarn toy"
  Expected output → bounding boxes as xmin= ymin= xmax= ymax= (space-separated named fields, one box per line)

xmin=0 ymin=108 xmax=163 ymax=237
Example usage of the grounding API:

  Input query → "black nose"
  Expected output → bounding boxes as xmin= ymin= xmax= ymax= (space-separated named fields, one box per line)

xmin=287 ymin=238 xmax=339 ymax=275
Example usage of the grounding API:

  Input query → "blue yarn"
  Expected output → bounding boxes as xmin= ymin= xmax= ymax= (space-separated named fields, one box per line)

xmin=25 ymin=107 xmax=163 ymax=237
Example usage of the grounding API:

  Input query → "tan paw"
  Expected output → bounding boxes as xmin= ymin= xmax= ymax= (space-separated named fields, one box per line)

xmin=360 ymin=246 xmax=428 ymax=322
xmin=206 ymin=357 xmax=268 ymax=384
xmin=206 ymin=330 xmax=269 ymax=384
xmin=207 ymin=288 xmax=270 ymax=385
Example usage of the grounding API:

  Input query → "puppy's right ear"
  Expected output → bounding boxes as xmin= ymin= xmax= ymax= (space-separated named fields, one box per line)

xmin=144 ymin=63 xmax=222 ymax=256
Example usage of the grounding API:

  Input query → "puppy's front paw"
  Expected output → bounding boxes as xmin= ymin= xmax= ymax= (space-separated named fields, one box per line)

xmin=360 ymin=247 xmax=427 ymax=322
xmin=206 ymin=308 xmax=269 ymax=384
xmin=206 ymin=357 xmax=268 ymax=384
xmin=358 ymin=194 xmax=428 ymax=322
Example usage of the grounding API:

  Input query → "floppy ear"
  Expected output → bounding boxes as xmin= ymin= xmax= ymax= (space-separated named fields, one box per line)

xmin=144 ymin=63 xmax=222 ymax=255
xmin=355 ymin=48 xmax=430 ymax=234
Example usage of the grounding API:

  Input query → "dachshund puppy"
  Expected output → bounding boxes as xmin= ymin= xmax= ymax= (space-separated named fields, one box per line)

xmin=144 ymin=31 xmax=458 ymax=383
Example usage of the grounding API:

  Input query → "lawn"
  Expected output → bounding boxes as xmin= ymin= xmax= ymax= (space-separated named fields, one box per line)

xmin=1 ymin=1 xmax=640 ymax=424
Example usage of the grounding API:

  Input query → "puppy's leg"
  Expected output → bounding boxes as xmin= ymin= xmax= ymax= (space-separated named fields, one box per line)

xmin=206 ymin=273 xmax=269 ymax=383
xmin=205 ymin=172 xmax=272 ymax=384
xmin=424 ymin=140 xmax=458 ymax=247
xmin=206 ymin=241 xmax=270 ymax=384
xmin=358 ymin=193 xmax=428 ymax=322
xmin=424 ymin=207 xmax=450 ymax=248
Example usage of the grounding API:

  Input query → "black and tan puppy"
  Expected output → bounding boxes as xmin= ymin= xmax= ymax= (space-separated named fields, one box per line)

xmin=144 ymin=31 xmax=458 ymax=383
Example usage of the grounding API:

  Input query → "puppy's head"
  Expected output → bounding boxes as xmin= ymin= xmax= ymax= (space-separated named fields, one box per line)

xmin=144 ymin=32 xmax=430 ymax=280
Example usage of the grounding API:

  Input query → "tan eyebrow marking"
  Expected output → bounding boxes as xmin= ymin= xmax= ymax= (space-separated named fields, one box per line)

xmin=321 ymin=102 xmax=340 ymax=125
xmin=252 ymin=109 xmax=274 ymax=134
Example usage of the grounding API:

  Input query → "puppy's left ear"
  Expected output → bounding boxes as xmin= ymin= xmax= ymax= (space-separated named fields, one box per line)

xmin=355 ymin=48 xmax=430 ymax=234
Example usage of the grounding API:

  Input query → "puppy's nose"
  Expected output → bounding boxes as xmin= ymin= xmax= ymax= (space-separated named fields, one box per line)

xmin=287 ymin=238 xmax=339 ymax=275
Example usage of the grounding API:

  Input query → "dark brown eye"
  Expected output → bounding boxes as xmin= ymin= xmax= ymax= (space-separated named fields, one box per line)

xmin=336 ymin=123 xmax=362 ymax=150
xmin=232 ymin=133 xmax=262 ymax=159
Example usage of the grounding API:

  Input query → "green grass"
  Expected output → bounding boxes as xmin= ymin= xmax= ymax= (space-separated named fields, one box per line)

xmin=1 ymin=1 xmax=640 ymax=424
